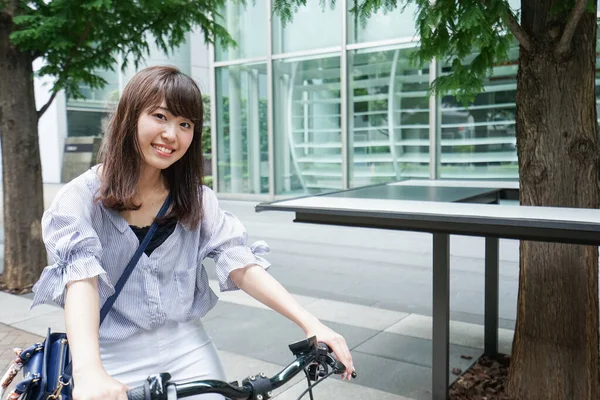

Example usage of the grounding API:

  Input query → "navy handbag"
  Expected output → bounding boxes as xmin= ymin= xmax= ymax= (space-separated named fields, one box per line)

xmin=5 ymin=195 xmax=171 ymax=400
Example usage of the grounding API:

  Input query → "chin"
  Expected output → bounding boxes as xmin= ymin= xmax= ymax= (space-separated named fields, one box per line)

xmin=144 ymin=159 xmax=177 ymax=171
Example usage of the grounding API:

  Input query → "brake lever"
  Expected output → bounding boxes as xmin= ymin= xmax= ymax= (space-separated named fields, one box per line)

xmin=306 ymin=363 xmax=327 ymax=381
xmin=316 ymin=343 xmax=357 ymax=379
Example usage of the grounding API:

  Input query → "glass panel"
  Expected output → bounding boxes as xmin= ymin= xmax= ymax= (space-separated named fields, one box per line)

xmin=349 ymin=45 xmax=430 ymax=187
xmin=215 ymin=63 xmax=269 ymax=194
xmin=66 ymin=110 xmax=109 ymax=137
xmin=66 ymin=69 xmax=119 ymax=109
xmin=216 ymin=0 xmax=267 ymax=61
xmin=439 ymin=45 xmax=519 ymax=179
xmin=273 ymin=54 xmax=342 ymax=195
xmin=347 ymin=3 xmax=419 ymax=44
xmin=135 ymin=39 xmax=191 ymax=74
xmin=272 ymin=0 xmax=341 ymax=54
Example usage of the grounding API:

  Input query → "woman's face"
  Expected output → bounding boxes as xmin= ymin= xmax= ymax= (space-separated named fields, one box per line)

xmin=136 ymin=101 xmax=195 ymax=171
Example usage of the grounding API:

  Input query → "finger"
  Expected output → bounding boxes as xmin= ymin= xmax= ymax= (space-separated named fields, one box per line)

xmin=330 ymin=340 xmax=353 ymax=378
xmin=334 ymin=337 xmax=353 ymax=372
xmin=118 ymin=389 xmax=129 ymax=400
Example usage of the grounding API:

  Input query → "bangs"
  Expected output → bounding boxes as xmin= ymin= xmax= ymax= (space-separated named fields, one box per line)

xmin=146 ymin=71 xmax=203 ymax=124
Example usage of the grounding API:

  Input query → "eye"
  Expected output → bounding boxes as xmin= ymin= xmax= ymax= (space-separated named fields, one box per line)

xmin=154 ymin=113 xmax=167 ymax=120
xmin=180 ymin=122 xmax=192 ymax=129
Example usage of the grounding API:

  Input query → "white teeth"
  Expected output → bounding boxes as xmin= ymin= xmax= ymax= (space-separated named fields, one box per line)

xmin=152 ymin=144 xmax=173 ymax=154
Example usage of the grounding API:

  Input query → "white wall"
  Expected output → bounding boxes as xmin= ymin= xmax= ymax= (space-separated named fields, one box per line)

xmin=34 ymin=59 xmax=67 ymax=184
xmin=190 ymin=27 xmax=211 ymax=95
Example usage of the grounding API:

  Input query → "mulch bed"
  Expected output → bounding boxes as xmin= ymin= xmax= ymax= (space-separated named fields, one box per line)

xmin=449 ymin=354 xmax=514 ymax=400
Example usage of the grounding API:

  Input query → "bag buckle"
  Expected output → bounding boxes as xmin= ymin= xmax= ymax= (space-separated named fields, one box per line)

xmin=46 ymin=375 xmax=70 ymax=400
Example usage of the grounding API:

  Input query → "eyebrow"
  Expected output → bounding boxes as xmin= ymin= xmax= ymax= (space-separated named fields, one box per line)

xmin=155 ymin=106 xmax=193 ymax=123
xmin=156 ymin=106 xmax=172 ymax=114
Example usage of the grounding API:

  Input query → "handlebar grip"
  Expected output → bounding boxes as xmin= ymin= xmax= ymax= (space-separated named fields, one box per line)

xmin=317 ymin=342 xmax=357 ymax=378
xmin=127 ymin=385 xmax=149 ymax=400
xmin=334 ymin=359 xmax=346 ymax=373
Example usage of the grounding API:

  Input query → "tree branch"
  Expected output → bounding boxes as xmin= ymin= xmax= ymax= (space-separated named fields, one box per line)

xmin=0 ymin=0 xmax=16 ymax=19
xmin=37 ymin=91 xmax=58 ymax=119
xmin=555 ymin=0 xmax=588 ymax=56
xmin=500 ymin=5 xmax=532 ymax=52
xmin=482 ymin=0 xmax=532 ymax=52
xmin=37 ymin=21 xmax=93 ymax=120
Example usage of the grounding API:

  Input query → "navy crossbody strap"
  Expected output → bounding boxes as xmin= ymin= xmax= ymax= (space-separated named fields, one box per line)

xmin=99 ymin=193 xmax=172 ymax=325
xmin=62 ymin=194 xmax=171 ymax=385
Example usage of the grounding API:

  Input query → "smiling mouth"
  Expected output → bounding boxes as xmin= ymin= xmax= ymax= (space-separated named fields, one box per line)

xmin=152 ymin=144 xmax=174 ymax=154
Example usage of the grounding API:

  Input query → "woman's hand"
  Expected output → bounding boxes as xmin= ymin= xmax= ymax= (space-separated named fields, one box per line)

xmin=304 ymin=321 xmax=356 ymax=381
xmin=72 ymin=367 xmax=129 ymax=400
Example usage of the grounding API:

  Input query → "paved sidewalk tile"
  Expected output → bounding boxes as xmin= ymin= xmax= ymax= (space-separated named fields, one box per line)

xmin=0 ymin=323 xmax=43 ymax=395
xmin=0 ymin=323 xmax=43 ymax=371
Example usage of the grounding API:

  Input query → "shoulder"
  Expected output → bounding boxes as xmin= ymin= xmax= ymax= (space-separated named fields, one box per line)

xmin=201 ymin=185 xmax=217 ymax=204
xmin=47 ymin=167 xmax=101 ymax=215
xmin=201 ymin=186 xmax=226 ymax=216
xmin=197 ymin=185 xmax=221 ymax=229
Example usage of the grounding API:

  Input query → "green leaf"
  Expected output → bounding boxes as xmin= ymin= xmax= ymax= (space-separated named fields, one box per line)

xmin=586 ymin=0 xmax=596 ymax=13
xmin=9 ymin=0 xmax=237 ymax=97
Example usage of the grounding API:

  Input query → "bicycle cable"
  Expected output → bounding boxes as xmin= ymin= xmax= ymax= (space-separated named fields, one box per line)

xmin=296 ymin=370 xmax=336 ymax=400
xmin=303 ymin=369 xmax=315 ymax=400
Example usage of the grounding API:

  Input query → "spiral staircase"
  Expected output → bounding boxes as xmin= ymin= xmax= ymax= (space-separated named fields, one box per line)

xmin=277 ymin=50 xmax=518 ymax=193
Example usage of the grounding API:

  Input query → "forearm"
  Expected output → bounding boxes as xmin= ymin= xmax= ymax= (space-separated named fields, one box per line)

xmin=64 ymin=278 xmax=104 ymax=375
xmin=229 ymin=265 xmax=319 ymax=333
xmin=230 ymin=264 xmax=356 ymax=379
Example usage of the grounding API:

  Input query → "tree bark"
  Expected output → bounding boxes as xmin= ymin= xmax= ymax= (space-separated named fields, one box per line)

xmin=507 ymin=1 xmax=599 ymax=399
xmin=0 ymin=11 xmax=47 ymax=291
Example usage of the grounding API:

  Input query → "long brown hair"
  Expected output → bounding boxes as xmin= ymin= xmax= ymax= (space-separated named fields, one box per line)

xmin=97 ymin=65 xmax=205 ymax=229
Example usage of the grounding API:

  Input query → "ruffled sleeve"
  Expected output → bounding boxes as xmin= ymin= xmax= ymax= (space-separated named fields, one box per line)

xmin=31 ymin=187 xmax=114 ymax=308
xmin=200 ymin=187 xmax=271 ymax=292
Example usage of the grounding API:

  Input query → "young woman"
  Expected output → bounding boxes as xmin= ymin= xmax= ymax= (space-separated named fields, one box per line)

xmin=31 ymin=66 xmax=355 ymax=400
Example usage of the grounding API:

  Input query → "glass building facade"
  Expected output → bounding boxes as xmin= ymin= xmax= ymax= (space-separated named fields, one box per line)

xmin=211 ymin=0 xmax=522 ymax=198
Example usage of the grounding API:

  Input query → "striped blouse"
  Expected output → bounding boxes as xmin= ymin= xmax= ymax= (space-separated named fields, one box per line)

xmin=30 ymin=166 xmax=270 ymax=343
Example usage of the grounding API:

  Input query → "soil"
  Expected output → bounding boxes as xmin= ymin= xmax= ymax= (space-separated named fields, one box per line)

xmin=449 ymin=354 xmax=514 ymax=400
xmin=0 ymin=275 xmax=33 ymax=295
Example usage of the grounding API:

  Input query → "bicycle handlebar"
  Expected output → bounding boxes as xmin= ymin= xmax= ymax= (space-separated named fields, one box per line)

xmin=126 ymin=336 xmax=356 ymax=400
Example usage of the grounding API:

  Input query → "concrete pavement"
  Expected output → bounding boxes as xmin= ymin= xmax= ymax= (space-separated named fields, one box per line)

xmin=0 ymin=183 xmax=520 ymax=399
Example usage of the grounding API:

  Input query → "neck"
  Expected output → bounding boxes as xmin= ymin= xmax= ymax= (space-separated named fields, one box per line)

xmin=137 ymin=165 xmax=167 ymax=197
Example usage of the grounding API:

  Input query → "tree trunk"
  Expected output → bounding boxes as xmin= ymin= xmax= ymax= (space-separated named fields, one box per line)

xmin=507 ymin=2 xmax=599 ymax=399
xmin=0 ymin=11 xmax=47 ymax=291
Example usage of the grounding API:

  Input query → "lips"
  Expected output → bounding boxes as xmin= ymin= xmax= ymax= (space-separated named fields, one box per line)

xmin=152 ymin=144 xmax=175 ymax=154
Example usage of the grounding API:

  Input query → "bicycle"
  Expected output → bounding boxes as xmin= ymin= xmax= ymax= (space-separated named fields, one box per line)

xmin=126 ymin=336 xmax=357 ymax=400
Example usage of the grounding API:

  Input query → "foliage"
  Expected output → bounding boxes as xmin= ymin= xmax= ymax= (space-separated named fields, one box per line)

xmin=4 ymin=0 xmax=235 ymax=103
xmin=273 ymin=0 xmax=519 ymax=104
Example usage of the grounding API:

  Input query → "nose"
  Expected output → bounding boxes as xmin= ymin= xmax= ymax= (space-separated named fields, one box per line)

xmin=161 ymin=123 xmax=177 ymax=142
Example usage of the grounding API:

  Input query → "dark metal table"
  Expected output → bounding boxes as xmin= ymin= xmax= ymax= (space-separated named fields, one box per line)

xmin=316 ymin=180 xmax=517 ymax=204
xmin=255 ymin=180 xmax=600 ymax=400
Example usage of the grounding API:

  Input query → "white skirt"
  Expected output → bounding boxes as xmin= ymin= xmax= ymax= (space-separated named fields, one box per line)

xmin=100 ymin=319 xmax=227 ymax=399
